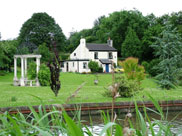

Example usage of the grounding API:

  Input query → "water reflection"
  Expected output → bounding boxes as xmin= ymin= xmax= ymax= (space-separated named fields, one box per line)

xmin=81 ymin=111 xmax=182 ymax=135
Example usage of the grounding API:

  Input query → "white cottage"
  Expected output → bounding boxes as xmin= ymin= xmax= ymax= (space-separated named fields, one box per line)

xmin=61 ymin=38 xmax=117 ymax=73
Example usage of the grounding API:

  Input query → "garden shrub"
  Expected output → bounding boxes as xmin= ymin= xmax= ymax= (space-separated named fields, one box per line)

xmin=88 ymin=61 xmax=99 ymax=73
xmin=121 ymin=57 xmax=145 ymax=84
xmin=0 ymin=70 xmax=6 ymax=76
xmin=38 ymin=64 xmax=50 ymax=86
xmin=115 ymin=76 xmax=141 ymax=97
xmin=142 ymin=59 xmax=159 ymax=77
xmin=28 ymin=62 xmax=36 ymax=79
xmin=98 ymin=67 xmax=103 ymax=73
xmin=104 ymin=76 xmax=141 ymax=98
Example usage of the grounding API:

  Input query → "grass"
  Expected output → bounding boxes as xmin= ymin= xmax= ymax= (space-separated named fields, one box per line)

xmin=0 ymin=72 xmax=182 ymax=108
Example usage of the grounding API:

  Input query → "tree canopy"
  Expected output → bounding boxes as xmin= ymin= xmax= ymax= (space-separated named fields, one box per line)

xmin=18 ymin=12 xmax=66 ymax=53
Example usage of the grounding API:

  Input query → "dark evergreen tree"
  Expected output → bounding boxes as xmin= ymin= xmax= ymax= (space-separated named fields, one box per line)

xmin=121 ymin=27 xmax=142 ymax=59
xmin=151 ymin=24 xmax=182 ymax=89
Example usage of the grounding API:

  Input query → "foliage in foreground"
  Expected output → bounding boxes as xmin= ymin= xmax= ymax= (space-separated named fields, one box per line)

xmin=0 ymin=96 xmax=177 ymax=136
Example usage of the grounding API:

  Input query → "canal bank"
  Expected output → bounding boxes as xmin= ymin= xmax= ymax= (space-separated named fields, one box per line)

xmin=1 ymin=100 xmax=182 ymax=115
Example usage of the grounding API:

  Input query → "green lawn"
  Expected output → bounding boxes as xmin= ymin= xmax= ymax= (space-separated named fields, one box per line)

xmin=0 ymin=72 xmax=182 ymax=108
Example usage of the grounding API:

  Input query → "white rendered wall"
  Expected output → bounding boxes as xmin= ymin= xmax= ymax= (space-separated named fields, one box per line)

xmin=70 ymin=39 xmax=89 ymax=60
xmin=88 ymin=51 xmax=117 ymax=65
xmin=60 ymin=61 xmax=90 ymax=73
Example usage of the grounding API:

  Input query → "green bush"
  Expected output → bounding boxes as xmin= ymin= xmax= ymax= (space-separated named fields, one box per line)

xmin=121 ymin=57 xmax=145 ymax=84
xmin=115 ymin=76 xmax=141 ymax=97
xmin=98 ymin=67 xmax=103 ymax=73
xmin=0 ymin=70 xmax=6 ymax=76
xmin=142 ymin=59 xmax=159 ymax=77
xmin=88 ymin=61 xmax=99 ymax=73
xmin=28 ymin=62 xmax=36 ymax=79
xmin=38 ymin=64 xmax=50 ymax=86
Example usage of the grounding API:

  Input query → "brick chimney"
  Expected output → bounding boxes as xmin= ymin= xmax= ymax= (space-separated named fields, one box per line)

xmin=107 ymin=37 xmax=113 ymax=47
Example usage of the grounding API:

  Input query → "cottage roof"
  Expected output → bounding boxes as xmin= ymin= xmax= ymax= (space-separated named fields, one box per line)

xmin=86 ymin=43 xmax=117 ymax=51
xmin=99 ymin=59 xmax=112 ymax=64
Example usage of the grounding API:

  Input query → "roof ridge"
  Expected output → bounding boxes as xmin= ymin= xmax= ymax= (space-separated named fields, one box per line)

xmin=86 ymin=43 xmax=117 ymax=51
xmin=86 ymin=43 xmax=107 ymax=45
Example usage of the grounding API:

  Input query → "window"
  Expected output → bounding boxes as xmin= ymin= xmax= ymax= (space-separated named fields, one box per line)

xmin=73 ymin=62 xmax=74 ymax=67
xmin=61 ymin=62 xmax=64 ymax=68
xmin=108 ymin=52 xmax=113 ymax=59
xmin=94 ymin=52 xmax=98 ymax=59
xmin=74 ymin=53 xmax=76 ymax=56
xmin=83 ymin=62 xmax=87 ymax=69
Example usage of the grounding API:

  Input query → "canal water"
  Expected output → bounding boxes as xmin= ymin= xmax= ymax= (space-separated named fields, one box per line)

xmin=81 ymin=110 xmax=182 ymax=135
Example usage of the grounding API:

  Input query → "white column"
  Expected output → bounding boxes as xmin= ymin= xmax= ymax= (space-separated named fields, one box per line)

xmin=14 ymin=57 xmax=17 ymax=80
xmin=36 ymin=57 xmax=40 ymax=86
xmin=24 ymin=58 xmax=27 ymax=79
xmin=13 ymin=57 xmax=18 ymax=86
xmin=36 ymin=57 xmax=40 ymax=75
xmin=21 ymin=57 xmax=24 ymax=78
xmin=20 ymin=57 xmax=25 ymax=86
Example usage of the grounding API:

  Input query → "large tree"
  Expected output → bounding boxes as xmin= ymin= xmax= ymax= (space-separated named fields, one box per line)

xmin=151 ymin=24 xmax=182 ymax=89
xmin=96 ymin=10 xmax=148 ymax=56
xmin=141 ymin=14 xmax=163 ymax=61
xmin=18 ymin=12 xmax=66 ymax=53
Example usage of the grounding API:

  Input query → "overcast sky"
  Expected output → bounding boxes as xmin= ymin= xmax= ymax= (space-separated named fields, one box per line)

xmin=0 ymin=0 xmax=182 ymax=40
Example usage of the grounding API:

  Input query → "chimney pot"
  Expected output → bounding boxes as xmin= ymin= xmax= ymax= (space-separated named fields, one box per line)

xmin=80 ymin=38 xmax=86 ymax=46
xmin=107 ymin=38 xmax=113 ymax=47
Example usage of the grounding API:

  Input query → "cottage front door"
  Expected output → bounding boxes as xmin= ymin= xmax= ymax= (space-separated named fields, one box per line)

xmin=105 ymin=64 xmax=109 ymax=73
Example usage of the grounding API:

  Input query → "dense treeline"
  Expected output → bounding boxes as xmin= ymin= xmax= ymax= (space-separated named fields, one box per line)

xmin=67 ymin=10 xmax=182 ymax=61
xmin=0 ymin=39 xmax=18 ymax=72
xmin=65 ymin=10 xmax=182 ymax=89
xmin=1 ymin=10 xmax=182 ymax=89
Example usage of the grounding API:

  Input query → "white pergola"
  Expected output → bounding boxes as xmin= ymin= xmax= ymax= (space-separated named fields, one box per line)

xmin=13 ymin=54 xmax=41 ymax=86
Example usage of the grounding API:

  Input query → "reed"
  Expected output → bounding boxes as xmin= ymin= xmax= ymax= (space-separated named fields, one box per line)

xmin=0 ymin=94 xmax=177 ymax=135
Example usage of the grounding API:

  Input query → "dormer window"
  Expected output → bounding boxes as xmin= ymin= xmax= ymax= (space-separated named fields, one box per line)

xmin=108 ymin=52 xmax=113 ymax=59
xmin=74 ymin=53 xmax=76 ymax=56
xmin=94 ymin=52 xmax=98 ymax=59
